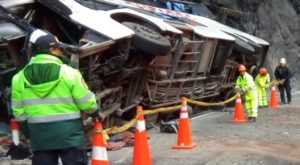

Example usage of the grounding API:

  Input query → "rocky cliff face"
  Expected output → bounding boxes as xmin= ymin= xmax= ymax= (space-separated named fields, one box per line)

xmin=208 ymin=0 xmax=300 ymax=90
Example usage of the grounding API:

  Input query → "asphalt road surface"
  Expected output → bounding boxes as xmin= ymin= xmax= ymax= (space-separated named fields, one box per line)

xmin=107 ymin=93 xmax=300 ymax=165
xmin=1 ymin=92 xmax=300 ymax=165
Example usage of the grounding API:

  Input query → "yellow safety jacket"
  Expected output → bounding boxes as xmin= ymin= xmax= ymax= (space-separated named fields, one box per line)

xmin=235 ymin=72 xmax=257 ymax=100
xmin=255 ymin=73 xmax=270 ymax=95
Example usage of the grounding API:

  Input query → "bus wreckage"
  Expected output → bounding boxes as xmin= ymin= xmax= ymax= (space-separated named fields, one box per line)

xmin=0 ymin=0 xmax=269 ymax=128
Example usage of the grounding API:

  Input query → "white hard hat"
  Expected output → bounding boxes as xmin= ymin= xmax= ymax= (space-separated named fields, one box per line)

xmin=280 ymin=58 xmax=286 ymax=64
xmin=29 ymin=29 xmax=72 ymax=49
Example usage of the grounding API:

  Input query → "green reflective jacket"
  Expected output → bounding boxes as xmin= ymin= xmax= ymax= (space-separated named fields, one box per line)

xmin=255 ymin=73 xmax=270 ymax=88
xmin=255 ymin=73 xmax=270 ymax=98
xmin=235 ymin=72 xmax=257 ymax=100
xmin=11 ymin=54 xmax=97 ymax=151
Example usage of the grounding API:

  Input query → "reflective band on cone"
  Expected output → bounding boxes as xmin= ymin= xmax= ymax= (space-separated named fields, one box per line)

xmin=230 ymin=94 xmax=247 ymax=124
xmin=180 ymin=112 xmax=188 ymax=119
xmin=270 ymin=85 xmax=279 ymax=109
xmin=10 ymin=119 xmax=20 ymax=146
xmin=172 ymin=97 xmax=196 ymax=149
xmin=136 ymin=120 xmax=146 ymax=132
xmin=12 ymin=130 xmax=20 ymax=146
xmin=92 ymin=146 xmax=108 ymax=161
xmin=133 ymin=106 xmax=152 ymax=165
xmin=91 ymin=122 xmax=109 ymax=165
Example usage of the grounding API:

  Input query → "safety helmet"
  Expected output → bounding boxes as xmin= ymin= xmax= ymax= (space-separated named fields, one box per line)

xmin=259 ymin=67 xmax=267 ymax=76
xmin=280 ymin=58 xmax=286 ymax=64
xmin=238 ymin=64 xmax=247 ymax=72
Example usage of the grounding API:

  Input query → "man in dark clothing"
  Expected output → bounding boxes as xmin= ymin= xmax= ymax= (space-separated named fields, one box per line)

xmin=274 ymin=57 xmax=292 ymax=104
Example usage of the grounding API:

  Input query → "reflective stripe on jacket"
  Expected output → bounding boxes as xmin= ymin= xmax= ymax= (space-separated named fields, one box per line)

xmin=255 ymin=73 xmax=270 ymax=88
xmin=11 ymin=54 xmax=97 ymax=122
xmin=255 ymin=73 xmax=270 ymax=106
xmin=235 ymin=72 xmax=257 ymax=100
xmin=11 ymin=54 xmax=97 ymax=151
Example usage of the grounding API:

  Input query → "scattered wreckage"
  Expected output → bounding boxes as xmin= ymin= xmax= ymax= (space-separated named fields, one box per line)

xmin=0 ymin=0 xmax=269 ymax=129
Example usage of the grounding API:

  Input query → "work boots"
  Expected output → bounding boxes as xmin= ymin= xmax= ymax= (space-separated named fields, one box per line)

xmin=248 ymin=117 xmax=256 ymax=122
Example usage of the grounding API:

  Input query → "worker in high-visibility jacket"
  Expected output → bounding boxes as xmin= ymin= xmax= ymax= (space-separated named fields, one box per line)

xmin=255 ymin=67 xmax=270 ymax=108
xmin=11 ymin=29 xmax=102 ymax=165
xmin=235 ymin=64 xmax=258 ymax=122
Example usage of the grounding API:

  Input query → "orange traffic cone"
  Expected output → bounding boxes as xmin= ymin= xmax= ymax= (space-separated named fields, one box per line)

xmin=133 ymin=106 xmax=152 ymax=165
xmin=91 ymin=122 xmax=109 ymax=165
xmin=172 ymin=97 xmax=196 ymax=149
xmin=230 ymin=93 xmax=247 ymax=123
xmin=269 ymin=85 xmax=279 ymax=109
xmin=10 ymin=119 xmax=20 ymax=146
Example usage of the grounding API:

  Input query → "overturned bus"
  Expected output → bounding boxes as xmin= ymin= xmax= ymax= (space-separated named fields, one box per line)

xmin=99 ymin=0 xmax=270 ymax=107
xmin=0 ymin=0 xmax=269 ymax=127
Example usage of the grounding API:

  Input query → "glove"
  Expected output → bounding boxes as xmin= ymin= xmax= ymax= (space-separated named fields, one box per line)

xmin=271 ymin=82 xmax=277 ymax=86
xmin=89 ymin=104 xmax=104 ymax=122
xmin=95 ymin=113 xmax=105 ymax=122
xmin=278 ymin=79 xmax=285 ymax=85
xmin=235 ymin=87 xmax=242 ymax=93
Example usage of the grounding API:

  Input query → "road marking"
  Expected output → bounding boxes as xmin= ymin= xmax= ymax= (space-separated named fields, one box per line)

xmin=191 ymin=111 xmax=214 ymax=120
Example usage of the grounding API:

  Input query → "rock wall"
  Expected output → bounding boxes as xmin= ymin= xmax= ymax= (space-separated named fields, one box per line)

xmin=208 ymin=0 xmax=300 ymax=90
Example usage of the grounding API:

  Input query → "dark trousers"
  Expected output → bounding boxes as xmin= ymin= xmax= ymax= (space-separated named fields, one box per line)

xmin=32 ymin=146 xmax=87 ymax=165
xmin=278 ymin=84 xmax=291 ymax=104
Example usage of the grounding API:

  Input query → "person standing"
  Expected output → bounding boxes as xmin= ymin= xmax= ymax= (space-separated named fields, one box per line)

xmin=274 ymin=58 xmax=292 ymax=104
xmin=235 ymin=64 xmax=258 ymax=122
xmin=255 ymin=67 xmax=270 ymax=108
xmin=11 ymin=29 xmax=102 ymax=165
